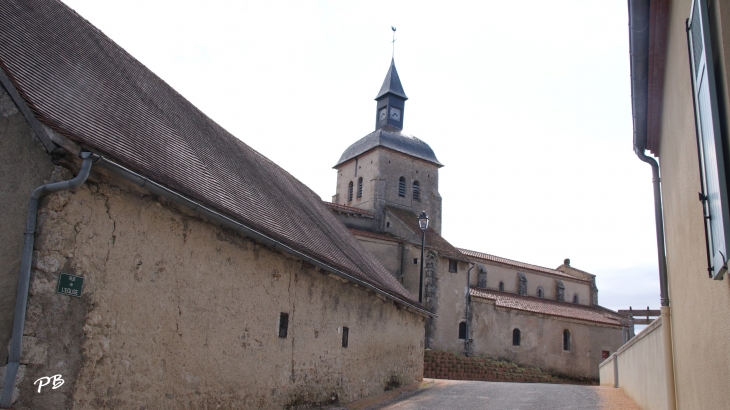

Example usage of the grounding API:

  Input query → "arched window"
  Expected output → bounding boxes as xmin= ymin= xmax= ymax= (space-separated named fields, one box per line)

xmin=572 ymin=293 xmax=579 ymax=304
xmin=537 ymin=287 xmax=544 ymax=298
xmin=357 ymin=177 xmax=363 ymax=198
xmin=512 ymin=328 xmax=521 ymax=346
xmin=458 ymin=322 xmax=467 ymax=339
xmin=563 ymin=329 xmax=571 ymax=351
xmin=398 ymin=177 xmax=406 ymax=197
xmin=498 ymin=281 xmax=504 ymax=292
xmin=347 ymin=181 xmax=353 ymax=202
xmin=413 ymin=181 xmax=420 ymax=201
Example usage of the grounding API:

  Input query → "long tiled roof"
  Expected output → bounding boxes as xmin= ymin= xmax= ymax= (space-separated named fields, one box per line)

xmin=0 ymin=0 xmax=418 ymax=306
xmin=470 ymin=287 xmax=622 ymax=326
xmin=458 ymin=248 xmax=588 ymax=282
xmin=386 ymin=207 xmax=468 ymax=261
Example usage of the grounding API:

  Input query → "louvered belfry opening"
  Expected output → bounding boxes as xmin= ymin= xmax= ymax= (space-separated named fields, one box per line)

xmin=412 ymin=181 xmax=420 ymax=201
xmin=357 ymin=177 xmax=363 ymax=198
xmin=347 ymin=181 xmax=353 ymax=202
xmin=398 ymin=177 xmax=406 ymax=197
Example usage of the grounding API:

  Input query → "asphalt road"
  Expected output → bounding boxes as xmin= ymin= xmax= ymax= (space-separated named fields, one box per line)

xmin=359 ymin=380 xmax=640 ymax=410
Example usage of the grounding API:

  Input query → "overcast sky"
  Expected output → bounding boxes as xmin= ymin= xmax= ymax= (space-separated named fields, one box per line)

xmin=61 ymin=0 xmax=660 ymax=314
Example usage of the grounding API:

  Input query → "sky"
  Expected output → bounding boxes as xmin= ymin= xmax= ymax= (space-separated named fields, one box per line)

xmin=61 ymin=0 xmax=661 ymax=314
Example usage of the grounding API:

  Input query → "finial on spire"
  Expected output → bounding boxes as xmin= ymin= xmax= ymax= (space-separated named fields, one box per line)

xmin=391 ymin=26 xmax=397 ymax=59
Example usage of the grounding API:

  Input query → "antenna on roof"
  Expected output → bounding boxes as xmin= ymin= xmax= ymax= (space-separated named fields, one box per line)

xmin=391 ymin=26 xmax=397 ymax=59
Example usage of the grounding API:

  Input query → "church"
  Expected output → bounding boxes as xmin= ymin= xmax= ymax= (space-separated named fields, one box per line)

xmin=328 ymin=59 xmax=625 ymax=379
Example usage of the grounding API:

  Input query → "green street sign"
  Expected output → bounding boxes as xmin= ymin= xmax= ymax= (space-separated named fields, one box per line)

xmin=56 ymin=273 xmax=83 ymax=297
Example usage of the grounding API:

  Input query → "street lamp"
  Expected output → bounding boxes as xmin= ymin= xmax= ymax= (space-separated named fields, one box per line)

xmin=418 ymin=211 xmax=429 ymax=304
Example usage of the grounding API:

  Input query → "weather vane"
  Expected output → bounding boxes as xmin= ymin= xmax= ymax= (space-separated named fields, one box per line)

xmin=391 ymin=26 xmax=397 ymax=58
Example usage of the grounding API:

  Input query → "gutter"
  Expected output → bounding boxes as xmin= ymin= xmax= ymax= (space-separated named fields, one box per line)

xmin=628 ymin=0 xmax=676 ymax=408
xmin=1 ymin=152 xmax=95 ymax=408
xmin=93 ymin=155 xmax=434 ymax=318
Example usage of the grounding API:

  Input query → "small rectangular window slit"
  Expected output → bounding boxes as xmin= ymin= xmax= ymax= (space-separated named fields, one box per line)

xmin=342 ymin=327 xmax=349 ymax=348
xmin=279 ymin=313 xmax=289 ymax=338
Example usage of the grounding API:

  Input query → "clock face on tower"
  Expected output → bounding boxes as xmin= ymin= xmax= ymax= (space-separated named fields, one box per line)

xmin=390 ymin=107 xmax=401 ymax=121
xmin=379 ymin=108 xmax=387 ymax=120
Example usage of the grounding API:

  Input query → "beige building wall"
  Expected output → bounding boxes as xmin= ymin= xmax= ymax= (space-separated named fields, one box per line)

xmin=8 ymin=167 xmax=425 ymax=409
xmin=599 ymin=354 xmax=616 ymax=387
xmin=600 ymin=319 xmax=668 ymax=410
xmin=654 ymin=0 xmax=730 ymax=408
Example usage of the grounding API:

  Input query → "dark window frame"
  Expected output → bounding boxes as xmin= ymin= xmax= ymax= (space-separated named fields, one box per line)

xmin=563 ymin=329 xmax=571 ymax=351
xmin=458 ymin=322 xmax=467 ymax=340
xmin=448 ymin=259 xmax=458 ymax=273
xmin=512 ymin=328 xmax=521 ymax=346
xmin=342 ymin=327 xmax=349 ymax=348
xmin=278 ymin=313 xmax=289 ymax=338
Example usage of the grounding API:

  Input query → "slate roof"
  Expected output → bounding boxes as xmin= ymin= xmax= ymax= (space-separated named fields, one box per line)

xmin=386 ymin=207 xmax=468 ymax=261
xmin=0 ymin=0 xmax=419 ymax=307
xmin=458 ymin=248 xmax=589 ymax=283
xmin=334 ymin=128 xmax=443 ymax=168
xmin=469 ymin=287 xmax=622 ymax=326
xmin=324 ymin=202 xmax=375 ymax=218
xmin=375 ymin=59 xmax=408 ymax=100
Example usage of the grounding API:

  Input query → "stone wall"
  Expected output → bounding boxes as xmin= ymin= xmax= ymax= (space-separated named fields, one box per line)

xmin=468 ymin=298 xmax=622 ymax=378
xmin=423 ymin=350 xmax=595 ymax=384
xmin=334 ymin=148 xmax=442 ymax=234
xmin=1 ymin=126 xmax=426 ymax=408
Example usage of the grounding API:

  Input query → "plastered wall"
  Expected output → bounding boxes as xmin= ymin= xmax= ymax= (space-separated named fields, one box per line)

xmin=656 ymin=0 xmax=730 ymax=408
xmin=3 ymin=152 xmax=425 ymax=408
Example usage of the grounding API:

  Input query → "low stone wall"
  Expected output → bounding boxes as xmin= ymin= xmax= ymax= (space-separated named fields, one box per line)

xmin=598 ymin=317 xmax=667 ymax=410
xmin=423 ymin=350 xmax=596 ymax=384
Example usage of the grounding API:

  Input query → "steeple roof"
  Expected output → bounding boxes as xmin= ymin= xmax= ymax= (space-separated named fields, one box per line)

xmin=375 ymin=59 xmax=408 ymax=100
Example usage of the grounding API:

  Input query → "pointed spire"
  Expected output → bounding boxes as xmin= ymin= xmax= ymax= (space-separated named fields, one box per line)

xmin=375 ymin=59 xmax=408 ymax=100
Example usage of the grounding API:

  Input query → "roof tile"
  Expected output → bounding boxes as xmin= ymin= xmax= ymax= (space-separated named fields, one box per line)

xmin=459 ymin=248 xmax=588 ymax=282
xmin=470 ymin=287 xmax=622 ymax=326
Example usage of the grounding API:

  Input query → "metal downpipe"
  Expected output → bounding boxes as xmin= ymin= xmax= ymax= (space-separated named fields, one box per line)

xmin=1 ymin=152 xmax=94 ymax=408
xmin=464 ymin=263 xmax=474 ymax=356
xmin=634 ymin=147 xmax=676 ymax=410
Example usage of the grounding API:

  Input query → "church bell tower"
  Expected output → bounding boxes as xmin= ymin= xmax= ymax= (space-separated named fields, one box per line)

xmin=375 ymin=59 xmax=408 ymax=130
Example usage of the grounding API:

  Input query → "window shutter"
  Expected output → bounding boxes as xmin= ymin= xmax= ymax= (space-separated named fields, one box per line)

xmin=688 ymin=0 xmax=730 ymax=279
